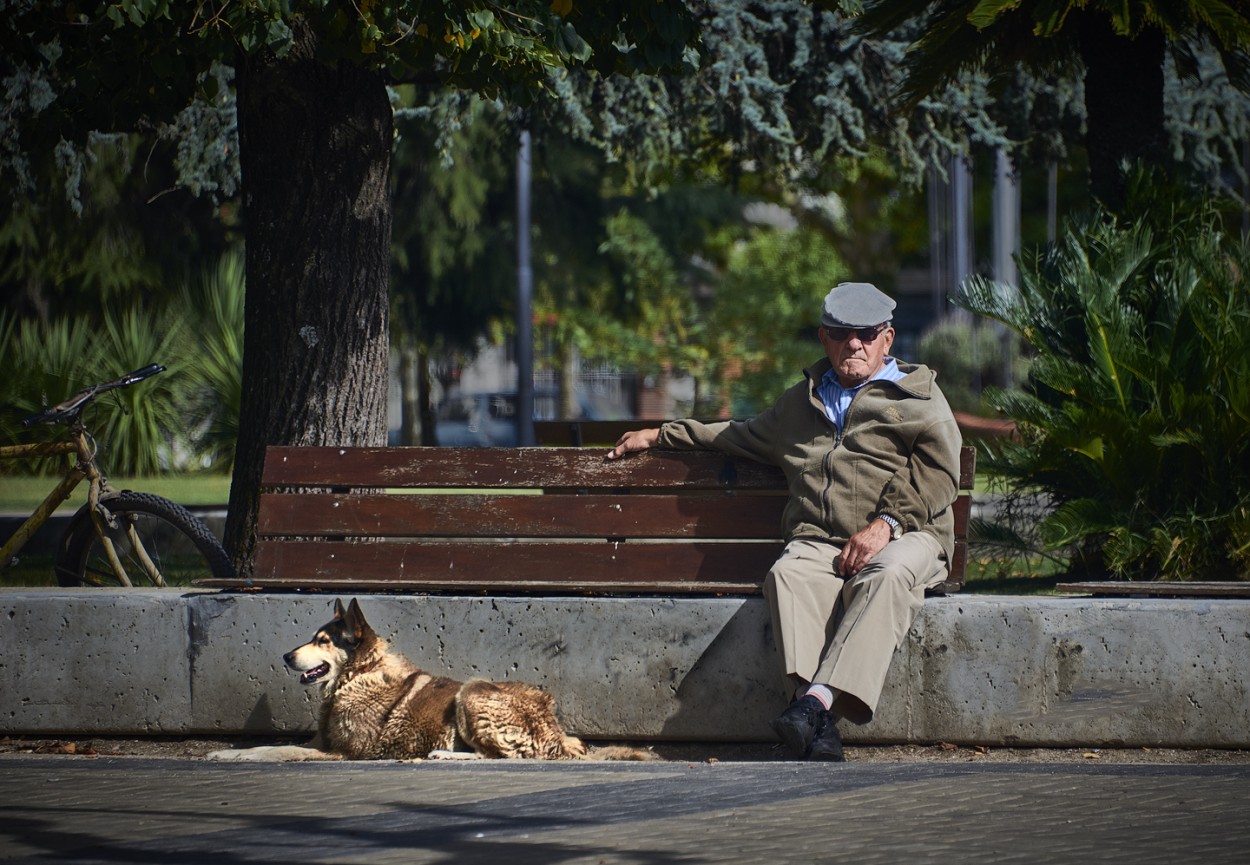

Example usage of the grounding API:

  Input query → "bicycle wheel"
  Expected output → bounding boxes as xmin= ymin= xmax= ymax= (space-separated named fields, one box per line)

xmin=56 ymin=491 xmax=234 ymax=587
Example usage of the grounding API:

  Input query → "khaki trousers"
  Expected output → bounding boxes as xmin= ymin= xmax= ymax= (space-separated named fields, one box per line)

xmin=762 ymin=534 xmax=947 ymax=725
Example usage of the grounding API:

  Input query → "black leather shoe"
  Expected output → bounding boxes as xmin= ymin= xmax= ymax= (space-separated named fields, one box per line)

xmin=770 ymin=696 xmax=824 ymax=756
xmin=806 ymin=710 xmax=845 ymax=761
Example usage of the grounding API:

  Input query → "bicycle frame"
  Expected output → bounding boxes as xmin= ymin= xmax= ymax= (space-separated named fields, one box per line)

xmin=0 ymin=429 xmax=159 ymax=586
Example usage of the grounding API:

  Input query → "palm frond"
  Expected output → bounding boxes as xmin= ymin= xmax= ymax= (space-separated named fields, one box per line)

xmin=960 ymin=186 xmax=1250 ymax=581
xmin=1038 ymin=497 xmax=1114 ymax=549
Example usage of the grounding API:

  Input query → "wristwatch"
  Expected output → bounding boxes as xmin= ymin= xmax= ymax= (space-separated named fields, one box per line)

xmin=877 ymin=513 xmax=903 ymax=540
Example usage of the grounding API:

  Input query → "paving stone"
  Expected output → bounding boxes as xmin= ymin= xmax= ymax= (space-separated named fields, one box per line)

xmin=2 ymin=758 xmax=1248 ymax=864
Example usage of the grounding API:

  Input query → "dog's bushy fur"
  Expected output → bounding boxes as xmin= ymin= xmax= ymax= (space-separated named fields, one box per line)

xmin=228 ymin=598 xmax=647 ymax=762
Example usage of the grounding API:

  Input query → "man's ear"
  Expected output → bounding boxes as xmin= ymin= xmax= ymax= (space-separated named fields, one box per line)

xmin=818 ymin=325 xmax=838 ymax=359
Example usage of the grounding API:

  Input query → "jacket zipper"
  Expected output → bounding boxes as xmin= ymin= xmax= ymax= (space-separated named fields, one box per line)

xmin=821 ymin=383 xmax=871 ymax=529
xmin=819 ymin=387 xmax=851 ymax=530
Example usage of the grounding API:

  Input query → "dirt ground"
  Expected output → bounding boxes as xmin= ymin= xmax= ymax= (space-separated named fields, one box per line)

xmin=3 ymin=735 xmax=1249 ymax=765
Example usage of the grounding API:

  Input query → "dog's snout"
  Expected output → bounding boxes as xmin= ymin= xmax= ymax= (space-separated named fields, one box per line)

xmin=283 ymin=650 xmax=296 ymax=667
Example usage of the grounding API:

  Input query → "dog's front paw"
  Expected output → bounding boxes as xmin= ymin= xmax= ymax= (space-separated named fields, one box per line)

xmin=426 ymin=749 xmax=483 ymax=761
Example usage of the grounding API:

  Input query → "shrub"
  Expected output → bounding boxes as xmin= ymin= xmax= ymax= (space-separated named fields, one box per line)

xmin=0 ymin=314 xmax=102 ymax=423
xmin=95 ymin=306 xmax=192 ymax=475
xmin=956 ymin=194 xmax=1250 ymax=581
xmin=0 ymin=307 xmax=189 ymax=476
xmin=712 ymin=225 xmax=848 ymax=414
xmin=180 ymin=251 xmax=244 ymax=472
xmin=915 ymin=318 xmax=1030 ymax=415
xmin=0 ymin=251 xmax=244 ymax=475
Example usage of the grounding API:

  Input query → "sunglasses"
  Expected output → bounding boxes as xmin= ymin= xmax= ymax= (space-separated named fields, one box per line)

xmin=824 ymin=323 xmax=889 ymax=342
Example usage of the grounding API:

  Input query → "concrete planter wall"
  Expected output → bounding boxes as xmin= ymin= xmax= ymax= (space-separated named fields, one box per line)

xmin=2 ymin=589 xmax=1247 ymax=747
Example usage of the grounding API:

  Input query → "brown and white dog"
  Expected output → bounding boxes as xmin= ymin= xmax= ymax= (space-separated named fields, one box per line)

xmin=211 ymin=598 xmax=649 ymax=762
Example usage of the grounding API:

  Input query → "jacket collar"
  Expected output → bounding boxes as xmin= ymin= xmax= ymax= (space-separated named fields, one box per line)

xmin=804 ymin=357 xmax=934 ymax=399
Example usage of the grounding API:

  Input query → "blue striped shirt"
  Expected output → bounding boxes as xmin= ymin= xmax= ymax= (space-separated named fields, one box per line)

xmin=816 ymin=358 xmax=904 ymax=432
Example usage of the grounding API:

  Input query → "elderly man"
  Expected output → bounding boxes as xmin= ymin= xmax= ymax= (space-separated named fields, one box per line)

xmin=608 ymin=282 xmax=962 ymax=760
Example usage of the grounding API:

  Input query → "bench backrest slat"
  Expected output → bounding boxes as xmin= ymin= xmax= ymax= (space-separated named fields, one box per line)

xmin=257 ymin=491 xmax=788 ymax=539
xmin=261 ymin=446 xmax=786 ymax=490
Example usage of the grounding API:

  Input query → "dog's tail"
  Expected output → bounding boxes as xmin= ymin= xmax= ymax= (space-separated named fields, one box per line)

xmin=579 ymin=743 xmax=659 ymax=762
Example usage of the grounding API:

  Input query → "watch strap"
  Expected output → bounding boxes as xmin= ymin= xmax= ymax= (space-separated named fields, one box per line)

xmin=877 ymin=513 xmax=903 ymax=540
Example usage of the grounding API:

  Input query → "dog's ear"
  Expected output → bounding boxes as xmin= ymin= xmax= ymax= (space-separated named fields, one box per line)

xmin=332 ymin=598 xmax=347 ymax=620
xmin=345 ymin=598 xmax=369 ymax=641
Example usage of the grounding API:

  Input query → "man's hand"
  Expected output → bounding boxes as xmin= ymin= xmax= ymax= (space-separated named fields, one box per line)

xmin=837 ymin=519 xmax=893 ymax=577
xmin=607 ymin=428 xmax=660 ymax=460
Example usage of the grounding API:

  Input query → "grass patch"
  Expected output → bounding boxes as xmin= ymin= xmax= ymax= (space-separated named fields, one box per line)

xmin=962 ymin=552 xmax=1069 ymax=595
xmin=1 ymin=553 xmax=57 ymax=588
xmin=1 ymin=552 xmax=207 ymax=589
xmin=0 ymin=474 xmax=230 ymax=514
xmin=2 ymin=474 xmax=229 ymax=588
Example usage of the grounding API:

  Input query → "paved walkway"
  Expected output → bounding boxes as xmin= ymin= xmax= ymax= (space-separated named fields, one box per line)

xmin=3 ymin=756 xmax=1249 ymax=864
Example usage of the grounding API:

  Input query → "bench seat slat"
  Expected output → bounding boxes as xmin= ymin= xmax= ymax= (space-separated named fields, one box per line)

xmin=257 ymin=492 xmax=788 ymax=539
xmin=261 ymin=446 xmax=787 ymax=490
xmin=251 ymin=539 xmax=784 ymax=591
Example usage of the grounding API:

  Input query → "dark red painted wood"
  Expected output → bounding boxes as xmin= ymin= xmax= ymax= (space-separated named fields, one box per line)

xmin=209 ymin=444 xmax=977 ymax=594
xmin=261 ymin=446 xmax=786 ymax=489
xmin=256 ymin=491 xmax=787 ymax=539
xmin=245 ymin=538 xmax=782 ymax=593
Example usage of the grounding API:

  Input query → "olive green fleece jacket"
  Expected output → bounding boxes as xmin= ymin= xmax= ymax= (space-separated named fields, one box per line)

xmin=656 ymin=357 xmax=963 ymax=562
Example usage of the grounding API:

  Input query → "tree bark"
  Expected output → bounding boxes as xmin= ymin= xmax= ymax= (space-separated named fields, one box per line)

xmin=1079 ymin=14 xmax=1167 ymax=211
xmin=226 ymin=21 xmax=393 ymax=577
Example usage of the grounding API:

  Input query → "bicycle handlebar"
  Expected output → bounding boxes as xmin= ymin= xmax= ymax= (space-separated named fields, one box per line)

xmin=118 ymin=364 xmax=165 ymax=386
xmin=22 ymin=364 xmax=167 ymax=427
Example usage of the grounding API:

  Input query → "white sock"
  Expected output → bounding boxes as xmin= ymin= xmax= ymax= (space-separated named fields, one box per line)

xmin=803 ymin=684 xmax=835 ymax=711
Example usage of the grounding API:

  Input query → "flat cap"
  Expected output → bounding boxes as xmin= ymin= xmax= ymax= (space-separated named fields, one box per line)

xmin=820 ymin=282 xmax=896 ymax=328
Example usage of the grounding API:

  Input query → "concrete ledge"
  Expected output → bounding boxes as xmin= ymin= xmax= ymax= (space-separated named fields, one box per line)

xmin=2 ymin=589 xmax=1248 ymax=748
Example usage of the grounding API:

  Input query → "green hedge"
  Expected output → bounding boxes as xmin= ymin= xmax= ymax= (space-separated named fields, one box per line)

xmin=956 ymin=186 xmax=1250 ymax=582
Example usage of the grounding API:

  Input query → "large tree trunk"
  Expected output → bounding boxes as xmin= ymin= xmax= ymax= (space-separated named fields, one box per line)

xmin=226 ymin=23 xmax=393 ymax=577
xmin=1079 ymin=14 xmax=1167 ymax=211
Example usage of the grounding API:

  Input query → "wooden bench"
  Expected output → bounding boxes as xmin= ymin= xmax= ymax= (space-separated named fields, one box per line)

xmin=202 ymin=437 xmax=975 ymax=594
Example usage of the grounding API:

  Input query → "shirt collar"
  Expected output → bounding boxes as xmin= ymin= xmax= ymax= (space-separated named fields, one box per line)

xmin=821 ymin=357 xmax=902 ymax=392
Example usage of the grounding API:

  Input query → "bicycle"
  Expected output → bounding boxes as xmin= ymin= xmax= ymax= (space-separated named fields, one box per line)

xmin=0 ymin=364 xmax=235 ymax=587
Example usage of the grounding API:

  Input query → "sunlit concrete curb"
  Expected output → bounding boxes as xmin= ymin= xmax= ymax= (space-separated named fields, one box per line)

xmin=2 ymin=589 xmax=1247 ymax=747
